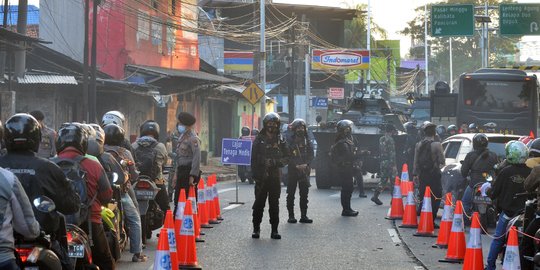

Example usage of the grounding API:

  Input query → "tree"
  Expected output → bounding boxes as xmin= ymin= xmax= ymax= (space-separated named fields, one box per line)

xmin=343 ymin=3 xmax=388 ymax=49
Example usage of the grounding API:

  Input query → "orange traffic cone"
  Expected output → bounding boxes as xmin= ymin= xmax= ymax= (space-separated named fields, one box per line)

xmin=206 ymin=177 xmax=220 ymax=224
xmin=197 ymin=179 xmax=213 ymax=229
xmin=178 ymin=199 xmax=202 ymax=269
xmin=400 ymin=164 xmax=413 ymax=196
xmin=210 ymin=175 xmax=223 ymax=221
xmin=502 ymin=226 xmax=521 ymax=270
xmin=462 ymin=212 xmax=483 ymax=270
xmin=188 ymin=186 xmax=204 ymax=243
xmin=414 ymin=186 xmax=436 ymax=237
xmin=154 ymin=228 xmax=172 ymax=270
xmin=440 ymin=200 xmax=466 ymax=263
xmin=386 ymin=177 xmax=404 ymax=220
xmin=174 ymin=189 xmax=187 ymax=249
xmin=399 ymin=190 xmax=418 ymax=228
xmin=435 ymin=193 xmax=453 ymax=248
xmin=164 ymin=210 xmax=179 ymax=270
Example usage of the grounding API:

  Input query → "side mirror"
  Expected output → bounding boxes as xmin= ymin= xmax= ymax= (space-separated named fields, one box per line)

xmin=33 ymin=196 xmax=56 ymax=213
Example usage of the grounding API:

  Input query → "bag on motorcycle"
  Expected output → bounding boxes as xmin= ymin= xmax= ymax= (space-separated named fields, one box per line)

xmin=133 ymin=141 xmax=159 ymax=180
xmin=51 ymin=156 xmax=96 ymax=226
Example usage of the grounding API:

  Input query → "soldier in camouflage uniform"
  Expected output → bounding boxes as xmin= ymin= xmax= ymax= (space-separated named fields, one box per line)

xmin=372 ymin=124 xmax=397 ymax=205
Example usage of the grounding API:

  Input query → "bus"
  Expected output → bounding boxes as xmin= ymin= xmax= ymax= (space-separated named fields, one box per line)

xmin=457 ymin=68 xmax=539 ymax=136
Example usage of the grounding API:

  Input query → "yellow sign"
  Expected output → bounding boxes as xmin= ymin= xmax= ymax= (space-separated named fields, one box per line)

xmin=242 ymin=82 xmax=264 ymax=105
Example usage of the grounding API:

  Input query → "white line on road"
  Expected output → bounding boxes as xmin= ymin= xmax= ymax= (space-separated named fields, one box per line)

xmin=218 ymin=188 xmax=237 ymax=194
xmin=387 ymin=228 xmax=401 ymax=244
xmin=223 ymin=204 xmax=242 ymax=210
xmin=414 ymin=266 xmax=425 ymax=270
xmin=330 ymin=192 xmax=340 ymax=198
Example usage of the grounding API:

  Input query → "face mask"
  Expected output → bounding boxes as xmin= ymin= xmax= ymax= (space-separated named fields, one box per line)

xmin=295 ymin=130 xmax=305 ymax=137
xmin=177 ymin=125 xmax=186 ymax=134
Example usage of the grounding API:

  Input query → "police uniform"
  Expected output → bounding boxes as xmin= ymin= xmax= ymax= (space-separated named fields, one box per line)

xmin=286 ymin=131 xmax=314 ymax=223
xmin=37 ymin=125 xmax=56 ymax=158
xmin=332 ymin=136 xmax=358 ymax=215
xmin=173 ymin=129 xmax=201 ymax=215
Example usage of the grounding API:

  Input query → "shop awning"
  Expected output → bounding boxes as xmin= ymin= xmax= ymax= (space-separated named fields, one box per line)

xmin=125 ymin=64 xmax=236 ymax=84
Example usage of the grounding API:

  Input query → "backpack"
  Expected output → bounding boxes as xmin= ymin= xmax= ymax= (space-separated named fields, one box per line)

xmin=51 ymin=156 xmax=96 ymax=226
xmin=417 ymin=140 xmax=436 ymax=173
xmin=133 ymin=141 xmax=160 ymax=180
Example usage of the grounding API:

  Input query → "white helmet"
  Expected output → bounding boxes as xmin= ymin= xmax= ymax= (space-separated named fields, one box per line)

xmin=101 ymin=111 xmax=125 ymax=127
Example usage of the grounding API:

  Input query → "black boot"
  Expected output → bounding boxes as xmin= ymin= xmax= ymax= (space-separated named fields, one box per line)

xmin=287 ymin=209 xmax=297 ymax=223
xmin=341 ymin=209 xmax=359 ymax=216
xmin=299 ymin=209 xmax=313 ymax=223
xmin=371 ymin=190 xmax=383 ymax=205
xmin=270 ymin=224 xmax=281 ymax=239
xmin=252 ymin=224 xmax=260 ymax=239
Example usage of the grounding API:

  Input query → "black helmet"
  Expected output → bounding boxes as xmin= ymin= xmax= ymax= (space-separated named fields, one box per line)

xmin=404 ymin=122 xmax=416 ymax=134
xmin=447 ymin=124 xmax=458 ymax=135
xmin=530 ymin=138 xmax=540 ymax=158
xmin=56 ymin=123 xmax=87 ymax=154
xmin=103 ymin=123 xmax=125 ymax=146
xmin=291 ymin=118 xmax=307 ymax=130
xmin=251 ymin=128 xmax=259 ymax=136
xmin=473 ymin=133 xmax=488 ymax=150
xmin=140 ymin=120 xmax=160 ymax=140
xmin=241 ymin=126 xmax=250 ymax=136
xmin=469 ymin=123 xmax=478 ymax=132
xmin=4 ymin=113 xmax=41 ymax=152
xmin=337 ymin=119 xmax=353 ymax=135
xmin=262 ymin=112 xmax=280 ymax=129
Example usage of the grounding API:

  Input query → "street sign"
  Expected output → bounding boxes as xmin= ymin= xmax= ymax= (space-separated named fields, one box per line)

xmin=500 ymin=4 xmax=540 ymax=36
xmin=431 ymin=4 xmax=474 ymax=37
xmin=221 ymin=138 xmax=252 ymax=166
xmin=242 ymin=82 xmax=265 ymax=105
xmin=312 ymin=97 xmax=328 ymax=108
xmin=328 ymin=87 xmax=345 ymax=99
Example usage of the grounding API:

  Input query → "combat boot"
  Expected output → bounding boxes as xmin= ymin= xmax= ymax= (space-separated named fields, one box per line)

xmin=270 ymin=224 xmax=281 ymax=239
xmin=252 ymin=224 xmax=260 ymax=239
xmin=371 ymin=190 xmax=383 ymax=205
xmin=299 ymin=209 xmax=313 ymax=223
xmin=287 ymin=209 xmax=297 ymax=223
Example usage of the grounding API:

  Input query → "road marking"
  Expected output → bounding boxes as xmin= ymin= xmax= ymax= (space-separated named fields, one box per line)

xmin=330 ymin=192 xmax=340 ymax=198
xmin=218 ymin=188 xmax=237 ymax=194
xmin=387 ymin=228 xmax=401 ymax=244
xmin=223 ymin=204 xmax=242 ymax=210
xmin=414 ymin=267 xmax=425 ymax=270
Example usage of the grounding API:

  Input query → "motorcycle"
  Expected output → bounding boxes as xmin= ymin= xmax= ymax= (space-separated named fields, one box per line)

xmin=472 ymin=174 xmax=497 ymax=229
xmin=15 ymin=196 xmax=62 ymax=270
xmin=101 ymin=172 xmax=127 ymax=262
xmin=133 ymin=175 xmax=163 ymax=243
xmin=65 ymin=224 xmax=96 ymax=270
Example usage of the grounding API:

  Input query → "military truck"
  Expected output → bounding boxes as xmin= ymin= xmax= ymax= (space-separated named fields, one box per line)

xmin=312 ymin=95 xmax=407 ymax=189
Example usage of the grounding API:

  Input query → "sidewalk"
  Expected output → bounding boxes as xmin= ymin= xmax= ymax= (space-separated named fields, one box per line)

xmin=201 ymin=157 xmax=237 ymax=181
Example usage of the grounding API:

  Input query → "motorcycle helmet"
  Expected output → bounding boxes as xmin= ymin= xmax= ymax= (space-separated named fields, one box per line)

xmin=530 ymin=138 xmax=540 ymax=158
xmin=436 ymin=125 xmax=446 ymax=137
xmin=336 ymin=120 xmax=353 ymax=136
xmin=505 ymin=140 xmax=528 ymax=165
xmin=447 ymin=125 xmax=458 ymax=136
xmin=473 ymin=133 xmax=489 ymax=151
xmin=484 ymin=122 xmax=497 ymax=133
xmin=103 ymin=124 xmax=125 ymax=146
xmin=139 ymin=120 xmax=160 ymax=140
xmin=291 ymin=119 xmax=307 ymax=137
xmin=85 ymin=124 xmax=103 ymax=156
xmin=241 ymin=126 xmax=250 ymax=137
xmin=101 ymin=111 xmax=125 ymax=127
xmin=56 ymin=123 xmax=87 ymax=154
xmin=262 ymin=112 xmax=280 ymax=128
xmin=4 ymin=113 xmax=41 ymax=153
xmin=469 ymin=123 xmax=479 ymax=133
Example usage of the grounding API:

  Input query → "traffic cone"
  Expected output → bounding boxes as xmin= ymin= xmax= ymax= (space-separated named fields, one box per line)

xmin=197 ymin=179 xmax=213 ymax=229
xmin=154 ymin=228 xmax=172 ymax=270
xmin=400 ymin=164 xmax=413 ymax=196
xmin=413 ymin=186 xmax=436 ymax=237
xmin=502 ymin=226 xmax=521 ymax=270
xmin=462 ymin=212 xmax=483 ymax=270
xmin=210 ymin=175 xmax=223 ymax=221
xmin=178 ymin=199 xmax=202 ymax=269
xmin=188 ymin=186 xmax=204 ymax=243
xmin=164 ymin=210 xmax=179 ymax=270
xmin=440 ymin=200 xmax=466 ymax=263
xmin=206 ymin=177 xmax=220 ymax=224
xmin=174 ymin=189 xmax=187 ymax=250
xmin=399 ymin=190 xmax=418 ymax=228
xmin=434 ymin=193 xmax=453 ymax=248
xmin=386 ymin=177 xmax=404 ymax=220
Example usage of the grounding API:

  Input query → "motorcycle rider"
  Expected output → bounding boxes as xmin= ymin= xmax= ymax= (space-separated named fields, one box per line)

xmin=468 ymin=123 xmax=479 ymax=133
xmin=331 ymin=120 xmax=359 ymax=217
xmin=521 ymin=138 xmax=540 ymax=270
xmin=447 ymin=124 xmax=458 ymax=137
xmin=251 ymin=112 xmax=289 ymax=239
xmin=486 ymin=141 xmax=530 ymax=270
xmin=56 ymin=123 xmax=115 ymax=270
xmin=436 ymin=125 xmax=447 ymax=141
xmin=101 ymin=111 xmax=134 ymax=153
xmin=460 ymin=133 xmax=499 ymax=220
xmin=286 ymin=119 xmax=314 ymax=224
xmin=29 ymin=110 xmax=57 ymax=159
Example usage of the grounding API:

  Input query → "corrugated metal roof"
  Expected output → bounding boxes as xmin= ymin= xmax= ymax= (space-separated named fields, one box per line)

xmin=126 ymin=65 xmax=236 ymax=84
xmin=17 ymin=74 xmax=78 ymax=85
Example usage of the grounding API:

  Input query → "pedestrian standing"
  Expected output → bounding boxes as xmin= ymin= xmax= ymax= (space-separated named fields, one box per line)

xmin=521 ymin=138 xmax=540 ymax=270
xmin=29 ymin=110 xmax=57 ymax=158
xmin=251 ymin=113 xmax=289 ymax=239
xmin=286 ymin=119 xmax=314 ymax=224
xmin=331 ymin=120 xmax=359 ymax=217
xmin=372 ymin=124 xmax=397 ymax=205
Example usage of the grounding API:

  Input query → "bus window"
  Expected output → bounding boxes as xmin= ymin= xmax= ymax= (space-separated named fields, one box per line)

xmin=462 ymin=80 xmax=531 ymax=113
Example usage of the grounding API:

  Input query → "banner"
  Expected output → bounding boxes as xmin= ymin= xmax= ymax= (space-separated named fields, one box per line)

xmin=312 ymin=49 xmax=369 ymax=70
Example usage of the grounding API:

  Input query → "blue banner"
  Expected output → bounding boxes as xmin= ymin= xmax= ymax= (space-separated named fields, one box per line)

xmin=221 ymin=138 xmax=252 ymax=165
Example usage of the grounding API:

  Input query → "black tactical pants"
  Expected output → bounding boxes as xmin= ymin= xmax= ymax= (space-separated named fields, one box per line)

xmin=418 ymin=169 xmax=442 ymax=223
xmin=252 ymin=174 xmax=281 ymax=226
xmin=520 ymin=214 xmax=540 ymax=270
xmin=338 ymin=167 xmax=354 ymax=211
xmin=174 ymin=165 xmax=197 ymax=217
xmin=286 ymin=168 xmax=309 ymax=211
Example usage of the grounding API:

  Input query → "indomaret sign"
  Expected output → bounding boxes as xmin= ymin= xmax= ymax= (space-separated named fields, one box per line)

xmin=312 ymin=49 xmax=369 ymax=70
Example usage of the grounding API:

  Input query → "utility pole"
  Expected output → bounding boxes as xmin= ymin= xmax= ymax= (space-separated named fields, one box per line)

xmin=424 ymin=4 xmax=429 ymax=94
xmin=288 ymin=21 xmax=295 ymax=121
xmin=83 ymin=0 xmax=90 ymax=122
xmin=89 ymin=0 xmax=99 ymax=122
xmin=14 ymin=0 xmax=27 ymax=78
xmin=259 ymin=0 xmax=266 ymax=124
xmin=0 ymin=0 xmax=9 ymax=78
xmin=366 ymin=0 xmax=371 ymax=94
xmin=449 ymin=38 xmax=453 ymax=93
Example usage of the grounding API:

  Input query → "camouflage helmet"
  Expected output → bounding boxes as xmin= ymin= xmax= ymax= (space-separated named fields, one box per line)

xmin=505 ymin=140 xmax=528 ymax=165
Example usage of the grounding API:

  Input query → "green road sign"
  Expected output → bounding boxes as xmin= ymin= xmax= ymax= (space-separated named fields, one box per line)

xmin=500 ymin=4 xmax=540 ymax=36
xmin=431 ymin=4 xmax=474 ymax=37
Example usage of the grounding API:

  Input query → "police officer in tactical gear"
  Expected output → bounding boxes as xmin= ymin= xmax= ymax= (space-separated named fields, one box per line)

xmin=372 ymin=124 xmax=397 ymax=205
xmin=447 ymin=125 xmax=458 ymax=137
xmin=286 ymin=119 xmax=314 ymax=224
xmin=468 ymin=123 xmax=479 ymax=133
xmin=331 ymin=120 xmax=359 ymax=216
xmin=251 ymin=112 xmax=289 ymax=239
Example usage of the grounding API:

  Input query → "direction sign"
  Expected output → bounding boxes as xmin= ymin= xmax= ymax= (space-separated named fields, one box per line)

xmin=221 ymin=138 xmax=252 ymax=166
xmin=431 ymin=4 xmax=474 ymax=37
xmin=242 ymin=82 xmax=265 ymax=105
xmin=500 ymin=4 xmax=540 ymax=36
xmin=312 ymin=97 xmax=328 ymax=108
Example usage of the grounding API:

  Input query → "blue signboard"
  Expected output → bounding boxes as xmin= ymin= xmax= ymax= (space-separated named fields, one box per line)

xmin=312 ymin=97 xmax=328 ymax=108
xmin=221 ymin=138 xmax=252 ymax=165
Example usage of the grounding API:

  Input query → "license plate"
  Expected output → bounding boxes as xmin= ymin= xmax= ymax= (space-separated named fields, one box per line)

xmin=68 ymin=244 xmax=85 ymax=258
xmin=135 ymin=190 xmax=154 ymax=200
xmin=473 ymin=196 xmax=492 ymax=204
